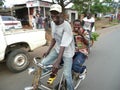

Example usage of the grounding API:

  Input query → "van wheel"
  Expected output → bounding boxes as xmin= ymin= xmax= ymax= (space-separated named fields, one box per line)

xmin=6 ymin=49 xmax=30 ymax=73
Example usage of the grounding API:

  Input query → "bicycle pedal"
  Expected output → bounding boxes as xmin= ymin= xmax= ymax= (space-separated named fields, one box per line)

xmin=47 ymin=76 xmax=56 ymax=85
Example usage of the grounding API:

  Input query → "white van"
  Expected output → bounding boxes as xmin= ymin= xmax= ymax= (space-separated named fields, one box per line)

xmin=0 ymin=18 xmax=46 ymax=73
xmin=0 ymin=15 xmax=22 ymax=30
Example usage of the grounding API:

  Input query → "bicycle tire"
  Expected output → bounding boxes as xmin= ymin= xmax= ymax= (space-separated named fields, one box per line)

xmin=54 ymin=73 xmax=67 ymax=90
xmin=54 ymin=82 xmax=67 ymax=90
xmin=55 ymin=71 xmax=82 ymax=90
xmin=55 ymin=71 xmax=85 ymax=90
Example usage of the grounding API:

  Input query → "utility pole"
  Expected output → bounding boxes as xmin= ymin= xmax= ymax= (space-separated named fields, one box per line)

xmin=88 ymin=0 xmax=91 ymax=13
xmin=115 ymin=0 xmax=119 ymax=18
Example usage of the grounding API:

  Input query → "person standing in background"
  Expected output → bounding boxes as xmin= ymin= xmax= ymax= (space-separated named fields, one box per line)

xmin=44 ymin=14 xmax=51 ymax=45
xmin=44 ymin=14 xmax=51 ymax=31
xmin=82 ymin=13 xmax=95 ymax=32
xmin=38 ymin=15 xmax=43 ymax=29
xmin=35 ymin=14 xmax=39 ymax=29
xmin=117 ymin=13 xmax=120 ymax=23
xmin=32 ymin=16 xmax=36 ymax=29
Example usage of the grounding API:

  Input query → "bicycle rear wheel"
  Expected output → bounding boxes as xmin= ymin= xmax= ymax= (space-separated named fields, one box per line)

xmin=54 ymin=73 xmax=67 ymax=90
xmin=54 ymin=82 xmax=67 ymax=90
xmin=72 ymin=71 xmax=85 ymax=90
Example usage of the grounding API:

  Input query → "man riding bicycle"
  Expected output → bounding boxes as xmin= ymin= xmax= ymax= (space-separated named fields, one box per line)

xmin=41 ymin=4 xmax=75 ymax=90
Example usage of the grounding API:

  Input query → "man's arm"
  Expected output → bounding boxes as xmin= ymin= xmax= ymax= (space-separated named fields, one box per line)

xmin=43 ymin=38 xmax=56 ymax=57
xmin=48 ymin=39 xmax=56 ymax=52
xmin=91 ymin=22 xmax=94 ymax=31
xmin=81 ymin=20 xmax=84 ymax=26
xmin=53 ymin=46 xmax=65 ymax=69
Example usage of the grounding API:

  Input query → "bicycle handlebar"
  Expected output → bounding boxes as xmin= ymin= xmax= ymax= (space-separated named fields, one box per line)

xmin=33 ymin=57 xmax=53 ymax=69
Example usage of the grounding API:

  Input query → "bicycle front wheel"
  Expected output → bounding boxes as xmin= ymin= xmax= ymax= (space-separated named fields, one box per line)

xmin=32 ymin=68 xmax=42 ymax=90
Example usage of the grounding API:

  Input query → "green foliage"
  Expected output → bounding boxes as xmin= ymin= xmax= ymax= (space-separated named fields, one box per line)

xmin=0 ymin=0 xmax=4 ymax=6
xmin=91 ymin=32 xmax=99 ymax=41
xmin=72 ymin=0 xmax=89 ymax=14
xmin=72 ymin=0 xmax=115 ymax=14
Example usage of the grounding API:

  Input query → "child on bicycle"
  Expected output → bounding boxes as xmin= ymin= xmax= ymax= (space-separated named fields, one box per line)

xmin=72 ymin=19 xmax=88 ymax=76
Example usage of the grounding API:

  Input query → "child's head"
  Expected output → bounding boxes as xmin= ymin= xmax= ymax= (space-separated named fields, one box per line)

xmin=73 ymin=19 xmax=82 ymax=33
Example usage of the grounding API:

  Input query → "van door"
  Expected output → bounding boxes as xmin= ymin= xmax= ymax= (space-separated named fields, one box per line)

xmin=0 ymin=23 xmax=7 ymax=61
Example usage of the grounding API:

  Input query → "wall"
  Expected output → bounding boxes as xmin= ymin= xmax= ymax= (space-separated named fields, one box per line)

xmin=66 ymin=9 xmax=78 ymax=23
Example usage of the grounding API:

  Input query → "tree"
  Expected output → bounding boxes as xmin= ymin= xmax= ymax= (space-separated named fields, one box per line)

xmin=101 ymin=0 xmax=120 ymax=14
xmin=91 ymin=0 xmax=113 ymax=14
xmin=39 ymin=0 xmax=73 ymax=14
xmin=72 ymin=0 xmax=89 ymax=14
xmin=0 ymin=0 xmax=4 ymax=6
xmin=72 ymin=0 xmax=114 ymax=15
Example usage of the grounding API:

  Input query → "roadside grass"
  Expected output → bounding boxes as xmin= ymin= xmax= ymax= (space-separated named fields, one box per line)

xmin=95 ymin=18 xmax=119 ymax=30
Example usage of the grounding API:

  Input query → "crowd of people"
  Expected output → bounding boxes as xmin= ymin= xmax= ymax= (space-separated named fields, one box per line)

xmin=32 ymin=13 xmax=51 ymax=30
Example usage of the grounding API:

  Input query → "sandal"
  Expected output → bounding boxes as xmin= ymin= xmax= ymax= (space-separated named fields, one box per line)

xmin=47 ymin=74 xmax=56 ymax=84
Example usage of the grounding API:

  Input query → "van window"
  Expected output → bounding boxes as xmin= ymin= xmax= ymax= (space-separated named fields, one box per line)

xmin=2 ymin=16 xmax=16 ymax=21
xmin=1 ymin=16 xmax=22 ymax=30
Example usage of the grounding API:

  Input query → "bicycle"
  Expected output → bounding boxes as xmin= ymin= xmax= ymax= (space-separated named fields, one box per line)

xmin=24 ymin=57 xmax=87 ymax=90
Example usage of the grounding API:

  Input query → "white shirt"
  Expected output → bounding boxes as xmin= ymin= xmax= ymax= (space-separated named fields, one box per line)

xmin=32 ymin=17 xmax=36 ymax=29
xmin=51 ymin=21 xmax=75 ymax=57
xmin=83 ymin=17 xmax=95 ymax=31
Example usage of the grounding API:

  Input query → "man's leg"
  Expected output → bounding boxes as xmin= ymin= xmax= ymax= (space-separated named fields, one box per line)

xmin=63 ymin=57 xmax=74 ymax=90
xmin=41 ymin=49 xmax=58 ymax=73
xmin=72 ymin=52 xmax=86 ymax=73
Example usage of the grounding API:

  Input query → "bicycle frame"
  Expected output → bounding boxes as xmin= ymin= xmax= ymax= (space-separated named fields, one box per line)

xmin=25 ymin=57 xmax=66 ymax=90
xmin=25 ymin=57 xmax=86 ymax=90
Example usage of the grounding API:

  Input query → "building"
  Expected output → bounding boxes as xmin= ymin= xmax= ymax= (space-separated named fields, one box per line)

xmin=66 ymin=8 xmax=78 ymax=23
xmin=13 ymin=0 xmax=78 ymax=26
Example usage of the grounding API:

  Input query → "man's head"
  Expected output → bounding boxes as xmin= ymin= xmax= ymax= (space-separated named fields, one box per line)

xmin=50 ymin=4 xmax=63 ymax=24
xmin=50 ymin=4 xmax=62 ymax=13
xmin=86 ymin=13 xmax=92 ymax=19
